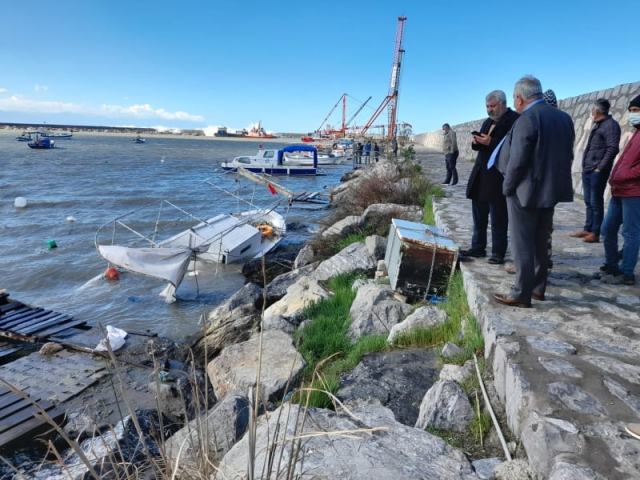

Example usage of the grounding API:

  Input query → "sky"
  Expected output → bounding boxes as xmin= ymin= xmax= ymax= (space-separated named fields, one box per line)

xmin=1 ymin=0 xmax=638 ymax=134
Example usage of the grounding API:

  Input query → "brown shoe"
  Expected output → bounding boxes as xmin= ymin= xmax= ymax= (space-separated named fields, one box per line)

xmin=505 ymin=264 xmax=516 ymax=275
xmin=532 ymin=291 xmax=545 ymax=301
xmin=493 ymin=293 xmax=532 ymax=308
xmin=569 ymin=230 xmax=590 ymax=238
xmin=583 ymin=233 xmax=600 ymax=243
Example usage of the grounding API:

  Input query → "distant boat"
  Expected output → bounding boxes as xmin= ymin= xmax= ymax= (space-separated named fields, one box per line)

xmin=16 ymin=131 xmax=34 ymax=141
xmin=222 ymin=145 xmax=320 ymax=175
xmin=245 ymin=121 xmax=278 ymax=139
xmin=28 ymin=136 xmax=55 ymax=149
xmin=42 ymin=132 xmax=73 ymax=139
xmin=214 ymin=127 xmax=248 ymax=138
xmin=134 ymin=135 xmax=146 ymax=144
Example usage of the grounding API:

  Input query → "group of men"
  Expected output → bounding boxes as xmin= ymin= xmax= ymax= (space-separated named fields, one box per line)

xmin=442 ymin=75 xmax=640 ymax=308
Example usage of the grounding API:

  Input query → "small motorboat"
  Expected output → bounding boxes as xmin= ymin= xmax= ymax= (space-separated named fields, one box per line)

xmin=284 ymin=152 xmax=345 ymax=166
xmin=28 ymin=136 xmax=55 ymax=149
xmin=42 ymin=132 xmax=72 ymax=139
xmin=134 ymin=135 xmax=146 ymax=144
xmin=222 ymin=144 xmax=320 ymax=175
xmin=16 ymin=131 xmax=35 ymax=141
xmin=96 ymin=200 xmax=286 ymax=302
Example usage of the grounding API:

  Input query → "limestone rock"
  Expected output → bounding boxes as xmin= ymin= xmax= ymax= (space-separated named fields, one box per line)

xmin=265 ymin=262 xmax=317 ymax=302
xmin=526 ymin=336 xmax=577 ymax=356
xmin=348 ymin=283 xmax=411 ymax=340
xmin=538 ymin=357 xmax=583 ymax=378
xmin=164 ymin=394 xmax=249 ymax=474
xmin=337 ymin=348 xmax=439 ymax=426
xmin=263 ymin=276 xmax=331 ymax=325
xmin=548 ymin=382 xmax=607 ymax=416
xmin=312 ymin=241 xmax=376 ymax=282
xmin=216 ymin=402 xmax=477 ymax=479
xmin=387 ymin=305 xmax=448 ymax=344
xmin=494 ymin=459 xmax=534 ymax=480
xmin=293 ymin=243 xmax=315 ymax=269
xmin=439 ymin=361 xmax=475 ymax=384
xmin=207 ymin=330 xmax=305 ymax=403
xmin=442 ymin=342 xmax=464 ymax=359
xmin=194 ymin=283 xmax=263 ymax=358
xmin=361 ymin=203 xmax=423 ymax=226
xmin=415 ymin=380 xmax=474 ymax=432
xmin=365 ymin=234 xmax=387 ymax=260
xmin=472 ymin=458 xmax=503 ymax=480
xmin=322 ymin=215 xmax=362 ymax=238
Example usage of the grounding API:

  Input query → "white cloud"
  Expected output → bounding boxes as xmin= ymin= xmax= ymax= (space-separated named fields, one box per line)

xmin=0 ymin=87 xmax=7 ymax=94
xmin=35 ymin=84 xmax=48 ymax=92
xmin=0 ymin=94 xmax=204 ymax=123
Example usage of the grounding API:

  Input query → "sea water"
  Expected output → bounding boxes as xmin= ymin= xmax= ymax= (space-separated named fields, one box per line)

xmin=0 ymin=132 xmax=349 ymax=338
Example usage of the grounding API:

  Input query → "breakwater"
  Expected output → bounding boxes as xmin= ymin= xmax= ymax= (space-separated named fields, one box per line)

xmin=414 ymin=80 xmax=640 ymax=194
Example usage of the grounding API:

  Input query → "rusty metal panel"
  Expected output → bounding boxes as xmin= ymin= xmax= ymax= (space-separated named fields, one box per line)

xmin=385 ymin=218 xmax=458 ymax=299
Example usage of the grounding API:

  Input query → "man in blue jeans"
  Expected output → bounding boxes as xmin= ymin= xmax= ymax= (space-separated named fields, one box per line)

xmin=600 ymin=94 xmax=640 ymax=285
xmin=570 ymin=98 xmax=621 ymax=243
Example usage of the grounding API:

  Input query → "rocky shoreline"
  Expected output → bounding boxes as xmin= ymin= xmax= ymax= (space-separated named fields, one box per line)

xmin=8 ymin=152 xmax=526 ymax=479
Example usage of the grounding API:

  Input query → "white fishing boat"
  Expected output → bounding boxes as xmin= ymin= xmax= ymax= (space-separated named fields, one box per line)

xmin=96 ymin=200 xmax=285 ymax=302
xmin=221 ymin=144 xmax=320 ymax=175
xmin=283 ymin=152 xmax=345 ymax=166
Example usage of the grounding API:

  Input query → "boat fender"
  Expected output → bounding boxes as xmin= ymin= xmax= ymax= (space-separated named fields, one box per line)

xmin=14 ymin=197 xmax=27 ymax=208
xmin=47 ymin=239 xmax=58 ymax=249
xmin=257 ymin=224 xmax=274 ymax=238
xmin=104 ymin=266 xmax=120 ymax=281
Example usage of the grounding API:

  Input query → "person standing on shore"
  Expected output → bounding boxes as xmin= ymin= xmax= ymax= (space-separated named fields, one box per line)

xmin=570 ymin=98 xmax=621 ymax=243
xmin=441 ymin=123 xmax=459 ymax=185
xmin=460 ymin=90 xmax=519 ymax=264
xmin=599 ymin=94 xmax=640 ymax=285
xmin=493 ymin=75 xmax=575 ymax=308
xmin=363 ymin=141 xmax=372 ymax=164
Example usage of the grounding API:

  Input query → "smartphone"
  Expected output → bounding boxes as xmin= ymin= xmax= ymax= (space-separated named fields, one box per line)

xmin=471 ymin=130 xmax=482 ymax=136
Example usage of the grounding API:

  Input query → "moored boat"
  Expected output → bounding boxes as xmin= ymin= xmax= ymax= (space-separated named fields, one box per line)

xmin=27 ymin=136 xmax=55 ymax=149
xmin=222 ymin=144 xmax=320 ymax=175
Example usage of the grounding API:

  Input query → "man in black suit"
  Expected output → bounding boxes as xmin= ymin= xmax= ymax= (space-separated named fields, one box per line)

xmin=493 ymin=76 xmax=575 ymax=308
xmin=460 ymin=90 xmax=519 ymax=264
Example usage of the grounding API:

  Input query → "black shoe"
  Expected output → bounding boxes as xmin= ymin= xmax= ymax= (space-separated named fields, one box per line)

xmin=600 ymin=264 xmax=621 ymax=275
xmin=488 ymin=256 xmax=505 ymax=265
xmin=441 ymin=182 xmax=450 ymax=185
xmin=460 ymin=248 xmax=486 ymax=258
xmin=623 ymin=275 xmax=636 ymax=286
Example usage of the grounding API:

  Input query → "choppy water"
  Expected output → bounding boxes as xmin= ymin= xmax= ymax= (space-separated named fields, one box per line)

xmin=0 ymin=132 xmax=349 ymax=339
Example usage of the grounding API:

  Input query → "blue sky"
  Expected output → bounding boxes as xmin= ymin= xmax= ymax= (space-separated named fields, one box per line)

xmin=1 ymin=0 xmax=638 ymax=134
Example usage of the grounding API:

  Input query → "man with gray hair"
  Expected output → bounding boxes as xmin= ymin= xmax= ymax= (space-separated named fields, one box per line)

xmin=493 ymin=75 xmax=575 ymax=308
xmin=460 ymin=90 xmax=519 ymax=264
xmin=570 ymin=98 xmax=621 ymax=243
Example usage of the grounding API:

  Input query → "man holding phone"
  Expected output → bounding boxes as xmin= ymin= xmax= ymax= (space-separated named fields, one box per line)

xmin=460 ymin=90 xmax=519 ymax=264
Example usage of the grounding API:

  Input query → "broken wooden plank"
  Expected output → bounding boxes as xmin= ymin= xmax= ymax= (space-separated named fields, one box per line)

xmin=13 ymin=313 xmax=72 ymax=334
xmin=0 ymin=405 xmax=63 ymax=448
xmin=30 ymin=319 xmax=87 ymax=338
xmin=1 ymin=310 xmax=59 ymax=330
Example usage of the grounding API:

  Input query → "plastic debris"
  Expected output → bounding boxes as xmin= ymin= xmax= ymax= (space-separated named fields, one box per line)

xmin=14 ymin=197 xmax=27 ymax=208
xmin=47 ymin=239 xmax=57 ymax=249
xmin=66 ymin=215 xmax=77 ymax=223
xmin=95 ymin=325 xmax=128 ymax=352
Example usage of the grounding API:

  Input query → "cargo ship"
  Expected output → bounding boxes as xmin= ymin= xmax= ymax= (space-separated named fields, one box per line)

xmin=214 ymin=127 xmax=248 ymax=138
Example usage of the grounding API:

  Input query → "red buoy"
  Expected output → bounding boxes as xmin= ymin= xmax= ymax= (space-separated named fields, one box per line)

xmin=104 ymin=266 xmax=120 ymax=281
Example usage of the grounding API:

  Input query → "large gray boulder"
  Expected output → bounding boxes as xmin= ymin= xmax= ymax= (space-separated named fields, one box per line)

xmin=194 ymin=283 xmax=263 ymax=359
xmin=164 ymin=394 xmax=249 ymax=476
xmin=216 ymin=402 xmax=477 ymax=479
xmin=322 ymin=215 xmax=362 ymax=238
xmin=361 ymin=203 xmax=423 ymax=226
xmin=263 ymin=276 xmax=331 ymax=325
xmin=415 ymin=380 xmax=474 ymax=432
xmin=348 ymin=283 xmax=412 ymax=340
xmin=387 ymin=305 xmax=448 ymax=344
xmin=265 ymin=262 xmax=318 ymax=302
xmin=312 ymin=241 xmax=376 ymax=282
xmin=207 ymin=330 xmax=305 ymax=404
xmin=337 ymin=348 xmax=439 ymax=426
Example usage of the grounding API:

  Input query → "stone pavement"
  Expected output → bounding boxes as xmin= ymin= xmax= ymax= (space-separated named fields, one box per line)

xmin=417 ymin=148 xmax=640 ymax=479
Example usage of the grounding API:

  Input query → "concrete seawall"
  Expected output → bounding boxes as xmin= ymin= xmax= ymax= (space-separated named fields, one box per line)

xmin=414 ymin=81 xmax=640 ymax=194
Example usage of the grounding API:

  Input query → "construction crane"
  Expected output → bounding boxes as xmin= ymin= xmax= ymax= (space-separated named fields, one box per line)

xmin=359 ymin=16 xmax=407 ymax=140
xmin=316 ymin=93 xmax=347 ymax=134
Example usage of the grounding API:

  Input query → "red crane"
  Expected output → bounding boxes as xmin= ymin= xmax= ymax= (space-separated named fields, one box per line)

xmin=359 ymin=16 xmax=407 ymax=140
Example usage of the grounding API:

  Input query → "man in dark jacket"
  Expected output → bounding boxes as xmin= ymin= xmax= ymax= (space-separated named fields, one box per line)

xmin=460 ymin=90 xmax=519 ymax=264
xmin=493 ymin=75 xmax=575 ymax=308
xmin=570 ymin=98 xmax=621 ymax=243
xmin=600 ymin=94 xmax=640 ymax=285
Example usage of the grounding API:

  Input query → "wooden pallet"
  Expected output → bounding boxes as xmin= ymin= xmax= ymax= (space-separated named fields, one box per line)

xmin=0 ymin=387 xmax=63 ymax=448
xmin=0 ymin=342 xmax=21 ymax=360
xmin=0 ymin=299 xmax=87 ymax=343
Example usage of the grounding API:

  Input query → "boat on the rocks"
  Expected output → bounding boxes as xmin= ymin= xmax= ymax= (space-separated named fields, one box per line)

xmin=222 ymin=144 xmax=320 ymax=175
xmin=95 ymin=200 xmax=286 ymax=302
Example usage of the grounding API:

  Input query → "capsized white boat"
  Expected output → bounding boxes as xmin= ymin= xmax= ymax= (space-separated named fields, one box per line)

xmin=96 ymin=202 xmax=285 ymax=302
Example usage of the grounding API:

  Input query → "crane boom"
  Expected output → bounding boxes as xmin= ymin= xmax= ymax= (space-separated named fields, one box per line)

xmin=359 ymin=16 xmax=407 ymax=139
xmin=316 ymin=93 xmax=346 ymax=133
xmin=345 ymin=96 xmax=372 ymax=128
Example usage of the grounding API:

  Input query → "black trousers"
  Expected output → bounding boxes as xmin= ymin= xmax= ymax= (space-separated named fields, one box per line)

xmin=471 ymin=197 xmax=508 ymax=258
xmin=444 ymin=152 xmax=459 ymax=185
xmin=507 ymin=196 xmax=554 ymax=302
